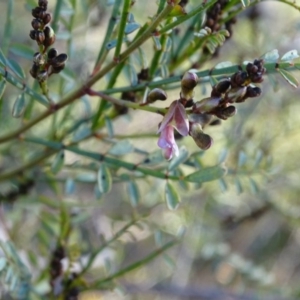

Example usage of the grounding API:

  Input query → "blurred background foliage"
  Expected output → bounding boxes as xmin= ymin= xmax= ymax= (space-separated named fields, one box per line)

xmin=0 ymin=0 xmax=300 ymax=299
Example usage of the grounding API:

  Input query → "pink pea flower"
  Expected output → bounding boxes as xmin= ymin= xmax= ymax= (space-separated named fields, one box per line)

xmin=157 ymin=100 xmax=189 ymax=160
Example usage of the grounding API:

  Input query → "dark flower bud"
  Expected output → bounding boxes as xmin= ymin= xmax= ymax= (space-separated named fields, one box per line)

xmin=214 ymin=105 xmax=236 ymax=120
xmin=238 ymin=86 xmax=261 ymax=102
xmin=137 ymin=68 xmax=149 ymax=81
xmin=193 ymin=97 xmax=222 ymax=113
xmin=31 ymin=18 xmax=42 ymax=30
xmin=180 ymin=71 xmax=198 ymax=100
xmin=37 ymin=70 xmax=48 ymax=81
xmin=50 ymin=64 xmax=65 ymax=75
xmin=30 ymin=63 xmax=39 ymax=79
xmin=185 ymin=99 xmax=194 ymax=108
xmin=33 ymin=52 xmax=45 ymax=65
xmin=38 ymin=0 xmax=48 ymax=10
xmin=32 ymin=7 xmax=45 ymax=19
xmin=36 ymin=31 xmax=45 ymax=44
xmin=29 ymin=30 xmax=37 ymax=40
xmin=52 ymin=53 xmax=68 ymax=67
xmin=209 ymin=119 xmax=221 ymax=126
xmin=43 ymin=26 xmax=56 ymax=47
xmin=47 ymin=48 xmax=58 ymax=60
xmin=188 ymin=113 xmax=213 ymax=127
xmin=189 ymin=123 xmax=213 ymax=150
xmin=231 ymin=71 xmax=248 ymax=87
xmin=212 ymin=78 xmax=231 ymax=97
xmin=43 ymin=13 xmax=52 ymax=25
xmin=246 ymin=63 xmax=258 ymax=74
xmin=249 ymin=73 xmax=264 ymax=83
xmin=225 ymin=86 xmax=247 ymax=103
xmin=147 ymin=88 xmax=167 ymax=103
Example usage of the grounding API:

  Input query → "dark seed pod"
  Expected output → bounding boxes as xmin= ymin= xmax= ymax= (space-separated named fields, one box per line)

xmin=213 ymin=79 xmax=231 ymax=96
xmin=137 ymin=68 xmax=149 ymax=81
xmin=47 ymin=48 xmax=58 ymax=60
xmin=43 ymin=13 xmax=52 ymax=25
xmin=215 ymin=105 xmax=237 ymax=120
xmin=52 ymin=53 xmax=68 ymax=67
xmin=29 ymin=30 xmax=37 ymax=40
xmin=242 ymin=86 xmax=262 ymax=100
xmin=31 ymin=18 xmax=42 ymax=30
xmin=246 ymin=63 xmax=258 ymax=74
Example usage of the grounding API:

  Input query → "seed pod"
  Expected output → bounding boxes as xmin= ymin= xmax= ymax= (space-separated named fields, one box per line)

xmin=147 ymin=88 xmax=167 ymax=103
xmin=239 ymin=86 xmax=261 ymax=101
xmin=180 ymin=71 xmax=198 ymax=100
xmin=31 ymin=19 xmax=42 ymax=30
xmin=50 ymin=64 xmax=65 ymax=75
xmin=225 ymin=86 xmax=247 ymax=103
xmin=189 ymin=123 xmax=213 ymax=150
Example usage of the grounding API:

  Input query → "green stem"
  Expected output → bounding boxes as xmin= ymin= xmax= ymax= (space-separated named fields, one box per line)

xmin=160 ymin=0 xmax=219 ymax=34
xmin=92 ymin=240 xmax=177 ymax=287
xmin=95 ymin=0 xmax=122 ymax=68
xmin=88 ymin=90 xmax=167 ymax=115
xmin=78 ymin=219 xmax=139 ymax=277
xmin=114 ymin=0 xmax=132 ymax=61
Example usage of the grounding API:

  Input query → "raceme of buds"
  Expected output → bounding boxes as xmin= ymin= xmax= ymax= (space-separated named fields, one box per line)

xmin=180 ymin=71 xmax=199 ymax=100
xmin=29 ymin=1 xmax=67 ymax=82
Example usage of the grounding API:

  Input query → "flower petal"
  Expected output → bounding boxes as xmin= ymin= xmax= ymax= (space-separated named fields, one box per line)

xmin=157 ymin=125 xmax=179 ymax=160
xmin=173 ymin=101 xmax=189 ymax=136
xmin=157 ymin=100 xmax=178 ymax=133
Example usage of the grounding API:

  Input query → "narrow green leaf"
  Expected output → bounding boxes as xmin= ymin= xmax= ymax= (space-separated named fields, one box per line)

xmin=65 ymin=178 xmax=76 ymax=195
xmin=278 ymin=68 xmax=299 ymax=88
xmin=235 ymin=178 xmax=243 ymax=194
xmin=12 ymin=93 xmax=26 ymax=118
xmin=109 ymin=139 xmax=134 ymax=156
xmin=0 ymin=257 xmax=6 ymax=272
xmin=168 ymin=147 xmax=189 ymax=171
xmin=127 ymin=180 xmax=140 ymax=207
xmin=105 ymin=116 xmax=114 ymax=138
xmin=249 ymin=178 xmax=259 ymax=194
xmin=238 ymin=151 xmax=247 ymax=167
xmin=152 ymin=36 xmax=162 ymax=51
xmin=219 ymin=178 xmax=228 ymax=192
xmin=97 ymin=164 xmax=112 ymax=194
xmin=7 ymin=59 xmax=26 ymax=79
xmin=10 ymin=43 xmax=35 ymax=60
xmin=165 ymin=181 xmax=181 ymax=210
xmin=185 ymin=165 xmax=227 ymax=183
xmin=51 ymin=150 xmax=65 ymax=174
xmin=281 ymin=50 xmax=299 ymax=62
xmin=0 ymin=78 xmax=7 ymax=99
xmin=240 ymin=0 xmax=251 ymax=7
xmin=124 ymin=23 xmax=140 ymax=35
xmin=0 ymin=48 xmax=7 ymax=66
xmin=261 ymin=49 xmax=279 ymax=63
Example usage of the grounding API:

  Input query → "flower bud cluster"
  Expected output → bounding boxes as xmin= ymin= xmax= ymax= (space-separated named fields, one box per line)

xmin=204 ymin=0 xmax=237 ymax=56
xmin=29 ymin=1 xmax=55 ymax=47
xmin=156 ymin=60 xmax=266 ymax=159
xmin=29 ymin=1 xmax=67 ymax=82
